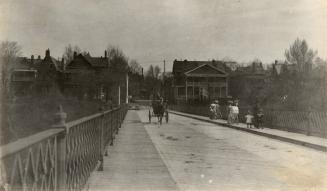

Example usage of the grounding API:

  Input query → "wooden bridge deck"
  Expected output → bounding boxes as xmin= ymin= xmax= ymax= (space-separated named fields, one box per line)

xmin=88 ymin=110 xmax=178 ymax=191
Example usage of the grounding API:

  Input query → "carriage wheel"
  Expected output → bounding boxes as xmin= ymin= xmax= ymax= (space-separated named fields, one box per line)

xmin=165 ymin=111 xmax=169 ymax=123
xmin=148 ymin=110 xmax=151 ymax=123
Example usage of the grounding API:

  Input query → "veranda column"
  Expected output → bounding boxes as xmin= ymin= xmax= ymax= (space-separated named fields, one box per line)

xmin=118 ymin=85 xmax=121 ymax=105
xmin=192 ymin=77 xmax=195 ymax=100
xmin=225 ymin=76 xmax=228 ymax=97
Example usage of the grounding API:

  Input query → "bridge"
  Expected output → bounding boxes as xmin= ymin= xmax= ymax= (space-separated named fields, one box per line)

xmin=1 ymin=104 xmax=327 ymax=190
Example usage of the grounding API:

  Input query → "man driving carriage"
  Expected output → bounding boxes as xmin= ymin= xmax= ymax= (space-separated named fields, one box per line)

xmin=149 ymin=93 xmax=169 ymax=124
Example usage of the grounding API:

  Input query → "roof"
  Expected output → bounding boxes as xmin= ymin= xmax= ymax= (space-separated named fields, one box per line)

xmin=173 ymin=60 xmax=231 ymax=74
xmin=50 ymin=57 xmax=62 ymax=71
xmin=184 ymin=64 xmax=227 ymax=77
xmin=83 ymin=54 xmax=109 ymax=68
xmin=232 ymin=61 xmax=266 ymax=76
xmin=13 ymin=57 xmax=41 ymax=70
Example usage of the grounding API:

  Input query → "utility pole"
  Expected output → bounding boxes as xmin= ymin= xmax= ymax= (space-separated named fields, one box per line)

xmin=163 ymin=60 xmax=166 ymax=98
xmin=163 ymin=60 xmax=166 ymax=78
xmin=126 ymin=72 xmax=129 ymax=104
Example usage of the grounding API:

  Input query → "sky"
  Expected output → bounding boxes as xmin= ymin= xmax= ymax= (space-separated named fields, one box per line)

xmin=1 ymin=0 xmax=327 ymax=71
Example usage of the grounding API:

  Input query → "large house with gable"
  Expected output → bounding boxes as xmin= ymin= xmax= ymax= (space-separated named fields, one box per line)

xmin=64 ymin=51 xmax=110 ymax=99
xmin=172 ymin=59 xmax=232 ymax=102
xmin=11 ymin=49 xmax=64 ymax=95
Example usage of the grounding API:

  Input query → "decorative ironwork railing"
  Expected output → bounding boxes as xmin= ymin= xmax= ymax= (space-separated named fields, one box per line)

xmin=169 ymin=104 xmax=327 ymax=137
xmin=0 ymin=105 xmax=128 ymax=191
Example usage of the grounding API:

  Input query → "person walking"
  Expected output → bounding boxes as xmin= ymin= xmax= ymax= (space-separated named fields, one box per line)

xmin=245 ymin=110 xmax=254 ymax=128
xmin=227 ymin=101 xmax=233 ymax=124
xmin=233 ymin=100 xmax=239 ymax=124
xmin=209 ymin=101 xmax=217 ymax=119
xmin=215 ymin=100 xmax=222 ymax=119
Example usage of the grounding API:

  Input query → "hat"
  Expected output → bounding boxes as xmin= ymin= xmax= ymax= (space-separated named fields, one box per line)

xmin=214 ymin=100 xmax=219 ymax=103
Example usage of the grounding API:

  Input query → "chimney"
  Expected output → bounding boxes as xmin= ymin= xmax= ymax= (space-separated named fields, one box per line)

xmin=38 ymin=55 xmax=41 ymax=60
xmin=31 ymin=55 xmax=34 ymax=64
xmin=45 ymin=49 xmax=50 ymax=57
xmin=73 ymin=51 xmax=77 ymax=59
xmin=104 ymin=50 xmax=107 ymax=58
xmin=275 ymin=60 xmax=278 ymax=65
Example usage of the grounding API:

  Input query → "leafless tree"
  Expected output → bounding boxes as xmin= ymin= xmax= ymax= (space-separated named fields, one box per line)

xmin=0 ymin=41 xmax=22 ymax=96
xmin=63 ymin=44 xmax=81 ymax=64
xmin=285 ymin=38 xmax=317 ymax=74
xmin=0 ymin=40 xmax=22 ymax=142
xmin=129 ymin=59 xmax=142 ymax=74
xmin=154 ymin=65 xmax=161 ymax=79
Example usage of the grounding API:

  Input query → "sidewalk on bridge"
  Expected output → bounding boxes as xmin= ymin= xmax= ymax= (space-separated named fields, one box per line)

xmin=169 ymin=110 xmax=327 ymax=152
xmin=88 ymin=110 xmax=178 ymax=191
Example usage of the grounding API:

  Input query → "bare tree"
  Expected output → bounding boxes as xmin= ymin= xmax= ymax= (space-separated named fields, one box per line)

xmin=285 ymin=38 xmax=317 ymax=74
xmin=0 ymin=40 xmax=22 ymax=142
xmin=146 ymin=65 xmax=154 ymax=78
xmin=0 ymin=41 xmax=22 ymax=96
xmin=154 ymin=65 xmax=161 ymax=79
xmin=107 ymin=45 xmax=128 ymax=73
xmin=129 ymin=59 xmax=142 ymax=74
xmin=63 ymin=44 xmax=81 ymax=64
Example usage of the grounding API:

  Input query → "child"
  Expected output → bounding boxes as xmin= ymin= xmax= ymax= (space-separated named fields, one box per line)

xmin=245 ymin=110 xmax=254 ymax=128
xmin=257 ymin=109 xmax=264 ymax=129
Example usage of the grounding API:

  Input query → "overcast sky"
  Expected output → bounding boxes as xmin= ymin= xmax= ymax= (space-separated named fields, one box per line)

xmin=1 ymin=0 xmax=326 ymax=70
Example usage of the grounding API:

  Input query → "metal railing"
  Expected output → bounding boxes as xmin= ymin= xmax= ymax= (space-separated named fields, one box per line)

xmin=169 ymin=104 xmax=327 ymax=137
xmin=0 ymin=104 xmax=128 ymax=191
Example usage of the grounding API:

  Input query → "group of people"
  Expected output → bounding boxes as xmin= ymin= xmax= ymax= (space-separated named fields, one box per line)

xmin=227 ymin=100 xmax=239 ymax=124
xmin=209 ymin=100 xmax=264 ymax=129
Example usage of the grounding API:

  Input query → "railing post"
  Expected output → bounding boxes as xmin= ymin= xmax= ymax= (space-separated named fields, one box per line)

xmin=110 ymin=111 xmax=114 ymax=146
xmin=307 ymin=109 xmax=312 ymax=136
xmin=115 ymin=110 xmax=119 ymax=134
xmin=98 ymin=107 xmax=105 ymax=171
xmin=52 ymin=105 xmax=67 ymax=191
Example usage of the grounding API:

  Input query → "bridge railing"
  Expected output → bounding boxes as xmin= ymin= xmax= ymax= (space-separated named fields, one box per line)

xmin=0 ymin=104 xmax=128 ymax=191
xmin=169 ymin=104 xmax=327 ymax=137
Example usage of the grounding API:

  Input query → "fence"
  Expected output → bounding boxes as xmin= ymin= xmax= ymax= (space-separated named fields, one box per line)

xmin=169 ymin=104 xmax=327 ymax=137
xmin=0 ymin=104 xmax=128 ymax=191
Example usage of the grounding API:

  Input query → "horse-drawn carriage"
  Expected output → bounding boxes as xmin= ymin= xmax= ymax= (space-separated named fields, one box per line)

xmin=148 ymin=99 xmax=169 ymax=124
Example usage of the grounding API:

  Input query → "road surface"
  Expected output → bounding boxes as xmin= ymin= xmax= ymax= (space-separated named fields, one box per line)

xmin=137 ymin=109 xmax=327 ymax=191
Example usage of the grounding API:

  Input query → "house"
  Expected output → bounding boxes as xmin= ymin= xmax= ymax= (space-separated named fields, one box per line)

xmin=10 ymin=56 xmax=41 ymax=95
xmin=172 ymin=59 xmax=230 ymax=102
xmin=64 ymin=51 xmax=110 ymax=99
xmin=34 ymin=49 xmax=64 ymax=93
xmin=228 ymin=60 xmax=267 ymax=102
xmin=271 ymin=60 xmax=297 ymax=76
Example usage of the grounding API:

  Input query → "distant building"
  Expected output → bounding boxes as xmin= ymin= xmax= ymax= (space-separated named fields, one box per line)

xmin=10 ymin=56 xmax=40 ymax=95
xmin=172 ymin=59 xmax=231 ymax=102
xmin=229 ymin=61 xmax=267 ymax=103
xmin=64 ymin=51 xmax=110 ymax=99
xmin=271 ymin=60 xmax=297 ymax=76
xmin=11 ymin=49 xmax=66 ymax=95
xmin=34 ymin=49 xmax=64 ymax=94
